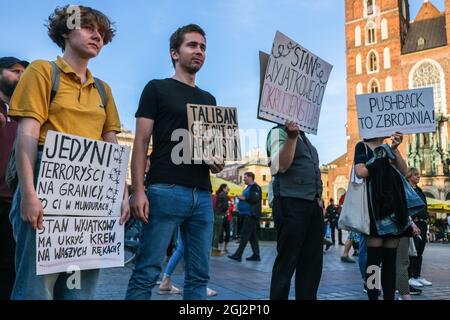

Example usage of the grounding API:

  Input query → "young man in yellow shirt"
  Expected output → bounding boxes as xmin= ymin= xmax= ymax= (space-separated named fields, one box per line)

xmin=8 ymin=5 xmax=129 ymax=300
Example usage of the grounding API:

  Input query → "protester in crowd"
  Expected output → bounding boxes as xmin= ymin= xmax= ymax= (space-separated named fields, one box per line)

xmin=0 ymin=56 xmax=28 ymax=299
xmin=407 ymin=167 xmax=432 ymax=288
xmin=327 ymin=198 xmax=343 ymax=245
xmin=354 ymin=132 xmax=419 ymax=300
xmin=126 ymin=24 xmax=223 ymax=300
xmin=228 ymin=172 xmax=262 ymax=262
xmin=340 ymin=232 xmax=357 ymax=263
xmin=219 ymin=194 xmax=234 ymax=254
xmin=159 ymin=227 xmax=217 ymax=297
xmin=267 ymin=121 xmax=324 ymax=300
xmin=396 ymin=232 xmax=420 ymax=300
xmin=335 ymin=194 xmax=345 ymax=245
xmin=322 ymin=199 xmax=333 ymax=251
xmin=8 ymin=6 xmax=129 ymax=299
xmin=212 ymin=184 xmax=229 ymax=256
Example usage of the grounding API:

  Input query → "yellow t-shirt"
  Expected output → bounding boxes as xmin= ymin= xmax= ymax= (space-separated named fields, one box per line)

xmin=9 ymin=56 xmax=121 ymax=145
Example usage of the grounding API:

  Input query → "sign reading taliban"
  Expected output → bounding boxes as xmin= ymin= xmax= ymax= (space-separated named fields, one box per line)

xmin=187 ymin=104 xmax=241 ymax=162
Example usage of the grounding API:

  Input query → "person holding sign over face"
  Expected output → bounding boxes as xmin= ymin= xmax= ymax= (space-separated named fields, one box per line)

xmin=7 ymin=6 xmax=129 ymax=299
xmin=266 ymin=121 xmax=324 ymax=300
xmin=126 ymin=24 xmax=223 ymax=300
xmin=353 ymin=132 xmax=421 ymax=300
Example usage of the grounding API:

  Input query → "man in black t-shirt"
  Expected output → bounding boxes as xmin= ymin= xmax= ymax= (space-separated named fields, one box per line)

xmin=126 ymin=24 xmax=224 ymax=300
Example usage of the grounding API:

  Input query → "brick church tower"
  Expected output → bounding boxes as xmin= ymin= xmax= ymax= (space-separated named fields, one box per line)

xmin=326 ymin=0 xmax=450 ymax=201
xmin=345 ymin=0 xmax=409 ymax=166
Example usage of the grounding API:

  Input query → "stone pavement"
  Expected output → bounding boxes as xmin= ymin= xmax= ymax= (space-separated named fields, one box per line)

xmin=94 ymin=237 xmax=450 ymax=300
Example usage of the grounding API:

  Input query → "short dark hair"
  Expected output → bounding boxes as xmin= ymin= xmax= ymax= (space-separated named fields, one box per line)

xmin=169 ymin=24 xmax=206 ymax=67
xmin=47 ymin=5 xmax=116 ymax=51
xmin=244 ymin=172 xmax=255 ymax=181
xmin=216 ymin=183 xmax=228 ymax=195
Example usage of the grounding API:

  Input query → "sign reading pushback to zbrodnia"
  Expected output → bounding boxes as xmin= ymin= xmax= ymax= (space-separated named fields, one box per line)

xmin=356 ymin=87 xmax=435 ymax=139
xmin=258 ymin=31 xmax=333 ymax=135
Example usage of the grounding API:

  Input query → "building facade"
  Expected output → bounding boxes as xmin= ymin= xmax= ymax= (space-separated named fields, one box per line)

xmin=328 ymin=0 xmax=450 ymax=200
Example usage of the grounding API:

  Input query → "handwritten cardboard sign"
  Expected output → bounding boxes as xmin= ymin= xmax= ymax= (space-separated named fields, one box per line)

xmin=36 ymin=131 xmax=130 ymax=217
xmin=36 ymin=216 xmax=123 ymax=275
xmin=187 ymin=104 xmax=241 ymax=161
xmin=258 ymin=31 xmax=333 ymax=135
xmin=35 ymin=131 xmax=130 ymax=275
xmin=356 ymin=87 xmax=435 ymax=139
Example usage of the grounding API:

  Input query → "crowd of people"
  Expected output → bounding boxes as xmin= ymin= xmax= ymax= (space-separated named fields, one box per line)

xmin=0 ymin=4 xmax=442 ymax=301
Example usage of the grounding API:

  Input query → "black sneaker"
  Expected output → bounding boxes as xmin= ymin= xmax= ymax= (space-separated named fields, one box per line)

xmin=246 ymin=255 xmax=261 ymax=261
xmin=228 ymin=255 xmax=242 ymax=262
xmin=409 ymin=285 xmax=422 ymax=295
xmin=341 ymin=256 xmax=356 ymax=263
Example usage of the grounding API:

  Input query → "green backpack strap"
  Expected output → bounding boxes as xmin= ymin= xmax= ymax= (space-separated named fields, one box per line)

xmin=93 ymin=77 xmax=108 ymax=107
xmin=49 ymin=61 xmax=60 ymax=103
xmin=49 ymin=61 xmax=107 ymax=106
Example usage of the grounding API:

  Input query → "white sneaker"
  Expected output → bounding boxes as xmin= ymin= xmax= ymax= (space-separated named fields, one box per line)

xmin=417 ymin=277 xmax=432 ymax=286
xmin=409 ymin=278 xmax=424 ymax=287
xmin=207 ymin=288 xmax=217 ymax=297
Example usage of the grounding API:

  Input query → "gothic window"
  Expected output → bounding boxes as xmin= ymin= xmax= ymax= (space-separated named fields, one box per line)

xmin=381 ymin=19 xmax=388 ymax=40
xmin=385 ymin=76 xmax=393 ymax=91
xmin=355 ymin=26 xmax=361 ymax=47
xmin=366 ymin=22 xmax=376 ymax=44
xmin=356 ymin=83 xmax=363 ymax=95
xmin=356 ymin=54 xmax=362 ymax=74
xmin=367 ymin=51 xmax=378 ymax=73
xmin=384 ymin=47 xmax=391 ymax=69
xmin=367 ymin=0 xmax=374 ymax=16
xmin=411 ymin=60 xmax=445 ymax=113
xmin=369 ymin=79 xmax=380 ymax=93
xmin=417 ymin=37 xmax=425 ymax=50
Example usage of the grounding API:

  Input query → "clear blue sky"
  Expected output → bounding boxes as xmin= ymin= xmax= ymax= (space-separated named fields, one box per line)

xmin=1 ymin=0 xmax=443 ymax=164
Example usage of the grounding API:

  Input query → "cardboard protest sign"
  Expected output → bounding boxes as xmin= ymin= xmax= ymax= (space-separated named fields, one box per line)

xmin=259 ymin=51 xmax=270 ymax=103
xmin=187 ymin=104 xmax=241 ymax=161
xmin=36 ymin=131 xmax=130 ymax=217
xmin=356 ymin=87 xmax=435 ymax=139
xmin=36 ymin=216 xmax=124 ymax=275
xmin=258 ymin=31 xmax=333 ymax=135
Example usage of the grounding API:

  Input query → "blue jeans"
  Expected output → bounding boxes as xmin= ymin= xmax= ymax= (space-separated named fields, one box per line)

xmin=126 ymin=184 xmax=213 ymax=300
xmin=164 ymin=227 xmax=183 ymax=276
xmin=9 ymin=151 xmax=99 ymax=300
xmin=358 ymin=234 xmax=367 ymax=280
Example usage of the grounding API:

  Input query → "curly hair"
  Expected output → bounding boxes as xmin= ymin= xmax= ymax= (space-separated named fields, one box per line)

xmin=46 ymin=5 xmax=115 ymax=50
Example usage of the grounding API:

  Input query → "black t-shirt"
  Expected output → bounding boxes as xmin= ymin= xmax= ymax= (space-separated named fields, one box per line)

xmin=354 ymin=141 xmax=374 ymax=165
xmin=413 ymin=186 xmax=429 ymax=220
xmin=135 ymin=78 xmax=216 ymax=191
